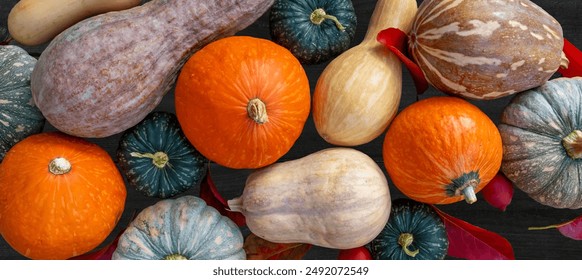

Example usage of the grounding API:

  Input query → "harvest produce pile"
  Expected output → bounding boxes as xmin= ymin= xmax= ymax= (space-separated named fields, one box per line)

xmin=1 ymin=0 xmax=582 ymax=260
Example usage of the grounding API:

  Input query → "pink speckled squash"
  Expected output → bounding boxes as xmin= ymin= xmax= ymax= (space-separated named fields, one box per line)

xmin=30 ymin=0 xmax=274 ymax=138
xmin=408 ymin=0 xmax=568 ymax=100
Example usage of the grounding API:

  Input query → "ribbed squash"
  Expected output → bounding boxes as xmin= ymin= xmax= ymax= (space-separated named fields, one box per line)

xmin=499 ymin=77 xmax=582 ymax=209
xmin=112 ymin=196 xmax=246 ymax=260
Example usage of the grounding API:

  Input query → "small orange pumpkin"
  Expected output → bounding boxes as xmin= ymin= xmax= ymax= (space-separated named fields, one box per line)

xmin=382 ymin=97 xmax=502 ymax=204
xmin=175 ymin=36 xmax=310 ymax=169
xmin=0 ymin=132 xmax=126 ymax=259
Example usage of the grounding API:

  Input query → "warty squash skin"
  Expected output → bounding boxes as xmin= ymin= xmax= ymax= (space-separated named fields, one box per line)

xmin=408 ymin=0 xmax=567 ymax=100
xmin=8 ymin=0 xmax=141 ymax=46
xmin=30 ymin=0 xmax=275 ymax=138
xmin=499 ymin=77 xmax=582 ymax=209
xmin=311 ymin=0 xmax=418 ymax=146
xmin=227 ymin=147 xmax=391 ymax=249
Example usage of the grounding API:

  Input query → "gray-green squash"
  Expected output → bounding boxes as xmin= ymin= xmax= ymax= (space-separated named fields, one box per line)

xmin=499 ymin=77 xmax=582 ymax=209
xmin=0 ymin=45 xmax=44 ymax=161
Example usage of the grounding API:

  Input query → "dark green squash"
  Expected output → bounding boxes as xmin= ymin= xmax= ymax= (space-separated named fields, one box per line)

xmin=0 ymin=45 xmax=45 ymax=161
xmin=269 ymin=0 xmax=357 ymax=64
xmin=369 ymin=198 xmax=449 ymax=260
xmin=117 ymin=111 xmax=208 ymax=198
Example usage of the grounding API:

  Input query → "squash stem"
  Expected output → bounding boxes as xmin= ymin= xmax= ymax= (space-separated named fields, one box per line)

xmin=310 ymin=8 xmax=346 ymax=31
xmin=163 ymin=253 xmax=188 ymax=260
xmin=562 ymin=130 xmax=582 ymax=159
xmin=227 ymin=197 xmax=243 ymax=213
xmin=560 ymin=51 xmax=570 ymax=70
xmin=462 ymin=185 xmax=477 ymax=204
xmin=398 ymin=233 xmax=419 ymax=258
xmin=49 ymin=157 xmax=71 ymax=175
xmin=130 ymin=151 xmax=169 ymax=168
xmin=247 ymin=98 xmax=268 ymax=124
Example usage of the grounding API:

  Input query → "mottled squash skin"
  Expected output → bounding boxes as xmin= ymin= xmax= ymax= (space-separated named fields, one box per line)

xmin=499 ymin=77 xmax=582 ymax=209
xmin=409 ymin=0 xmax=566 ymax=99
xmin=30 ymin=0 xmax=274 ymax=138
xmin=112 ymin=196 xmax=245 ymax=260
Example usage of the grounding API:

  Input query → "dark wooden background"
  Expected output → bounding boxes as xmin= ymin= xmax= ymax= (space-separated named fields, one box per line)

xmin=1 ymin=0 xmax=581 ymax=260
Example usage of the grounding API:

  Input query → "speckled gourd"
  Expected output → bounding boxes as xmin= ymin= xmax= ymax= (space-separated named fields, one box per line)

xmin=499 ymin=77 xmax=582 ymax=209
xmin=227 ymin=147 xmax=391 ymax=249
xmin=30 ymin=0 xmax=274 ymax=138
xmin=408 ymin=0 xmax=568 ymax=99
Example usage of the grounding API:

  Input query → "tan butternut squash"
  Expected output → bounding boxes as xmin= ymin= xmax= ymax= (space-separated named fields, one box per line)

xmin=312 ymin=0 xmax=417 ymax=146
xmin=8 ymin=0 xmax=142 ymax=46
xmin=227 ymin=147 xmax=391 ymax=249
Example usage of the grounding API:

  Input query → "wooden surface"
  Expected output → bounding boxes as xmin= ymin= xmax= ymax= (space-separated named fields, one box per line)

xmin=1 ymin=0 xmax=582 ymax=260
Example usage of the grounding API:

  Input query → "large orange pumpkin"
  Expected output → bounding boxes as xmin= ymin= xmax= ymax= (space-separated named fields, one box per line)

xmin=382 ymin=97 xmax=502 ymax=204
xmin=175 ymin=36 xmax=310 ymax=169
xmin=0 ymin=132 xmax=126 ymax=259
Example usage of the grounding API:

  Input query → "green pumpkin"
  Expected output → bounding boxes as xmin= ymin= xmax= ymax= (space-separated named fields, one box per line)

xmin=499 ymin=77 xmax=582 ymax=209
xmin=117 ymin=111 xmax=208 ymax=198
xmin=0 ymin=45 xmax=45 ymax=161
xmin=269 ymin=0 xmax=357 ymax=64
xmin=112 ymin=195 xmax=246 ymax=260
xmin=369 ymin=198 xmax=449 ymax=260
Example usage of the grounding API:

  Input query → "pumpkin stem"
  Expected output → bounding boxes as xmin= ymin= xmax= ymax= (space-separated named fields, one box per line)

xmin=462 ymin=184 xmax=477 ymax=204
xmin=49 ymin=157 xmax=71 ymax=175
xmin=560 ymin=51 xmax=570 ymax=70
xmin=310 ymin=8 xmax=346 ymax=31
xmin=130 ymin=151 xmax=170 ymax=168
xmin=398 ymin=233 xmax=419 ymax=258
xmin=562 ymin=130 xmax=582 ymax=159
xmin=247 ymin=98 xmax=268 ymax=124
xmin=163 ymin=253 xmax=188 ymax=260
xmin=227 ymin=197 xmax=243 ymax=213
xmin=446 ymin=171 xmax=480 ymax=204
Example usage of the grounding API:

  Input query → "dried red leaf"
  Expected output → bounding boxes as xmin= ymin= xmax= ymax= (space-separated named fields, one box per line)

xmin=432 ymin=206 xmax=515 ymax=260
xmin=481 ymin=173 xmax=514 ymax=211
xmin=376 ymin=27 xmax=429 ymax=95
xmin=337 ymin=247 xmax=372 ymax=260
xmin=558 ymin=38 xmax=582 ymax=78
xmin=529 ymin=215 xmax=582 ymax=241
xmin=244 ymin=233 xmax=312 ymax=260
xmin=199 ymin=169 xmax=246 ymax=227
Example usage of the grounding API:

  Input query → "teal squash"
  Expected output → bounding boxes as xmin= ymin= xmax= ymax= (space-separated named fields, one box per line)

xmin=112 ymin=195 xmax=246 ymax=260
xmin=117 ymin=111 xmax=208 ymax=198
xmin=369 ymin=199 xmax=449 ymax=260
xmin=0 ymin=45 xmax=44 ymax=161
xmin=269 ymin=0 xmax=357 ymax=64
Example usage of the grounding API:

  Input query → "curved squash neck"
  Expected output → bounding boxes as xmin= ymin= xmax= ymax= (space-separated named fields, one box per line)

xmin=362 ymin=0 xmax=418 ymax=43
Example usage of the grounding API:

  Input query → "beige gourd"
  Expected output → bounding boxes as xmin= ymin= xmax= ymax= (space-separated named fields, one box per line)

xmin=8 ymin=0 xmax=141 ymax=45
xmin=227 ymin=148 xmax=391 ymax=249
xmin=312 ymin=0 xmax=418 ymax=146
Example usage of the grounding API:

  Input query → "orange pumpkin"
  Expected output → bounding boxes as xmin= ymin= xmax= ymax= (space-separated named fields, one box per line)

xmin=0 ymin=132 xmax=126 ymax=259
xmin=382 ymin=97 xmax=502 ymax=204
xmin=175 ymin=36 xmax=310 ymax=169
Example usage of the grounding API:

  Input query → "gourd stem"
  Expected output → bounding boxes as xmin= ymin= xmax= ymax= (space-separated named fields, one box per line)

xmin=560 ymin=51 xmax=570 ymax=69
xmin=462 ymin=185 xmax=477 ymax=204
xmin=247 ymin=98 xmax=268 ymax=124
xmin=398 ymin=233 xmax=419 ymax=258
xmin=562 ymin=130 xmax=582 ymax=159
xmin=49 ymin=157 xmax=72 ymax=175
xmin=310 ymin=8 xmax=346 ymax=31
xmin=130 ymin=151 xmax=169 ymax=168
xmin=227 ymin=197 xmax=243 ymax=213
xmin=163 ymin=253 xmax=188 ymax=260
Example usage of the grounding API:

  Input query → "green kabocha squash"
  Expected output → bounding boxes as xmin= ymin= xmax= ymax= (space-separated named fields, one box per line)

xmin=0 ymin=45 xmax=44 ymax=161
xmin=269 ymin=0 xmax=357 ymax=64
xmin=112 ymin=195 xmax=246 ymax=260
xmin=369 ymin=199 xmax=448 ymax=260
xmin=117 ymin=111 xmax=208 ymax=198
xmin=499 ymin=77 xmax=582 ymax=209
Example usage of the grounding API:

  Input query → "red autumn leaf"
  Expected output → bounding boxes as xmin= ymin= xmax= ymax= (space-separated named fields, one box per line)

xmin=529 ymin=215 xmax=582 ymax=241
xmin=337 ymin=247 xmax=372 ymax=260
xmin=432 ymin=206 xmax=515 ymax=260
xmin=558 ymin=38 xmax=582 ymax=78
xmin=481 ymin=173 xmax=514 ymax=211
xmin=244 ymin=233 xmax=312 ymax=260
xmin=376 ymin=27 xmax=429 ymax=95
xmin=199 ymin=169 xmax=246 ymax=227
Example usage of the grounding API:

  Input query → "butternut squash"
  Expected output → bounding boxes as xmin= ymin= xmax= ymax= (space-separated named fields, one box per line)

xmin=8 ymin=0 xmax=142 ymax=46
xmin=227 ymin=147 xmax=391 ymax=249
xmin=312 ymin=0 xmax=417 ymax=146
